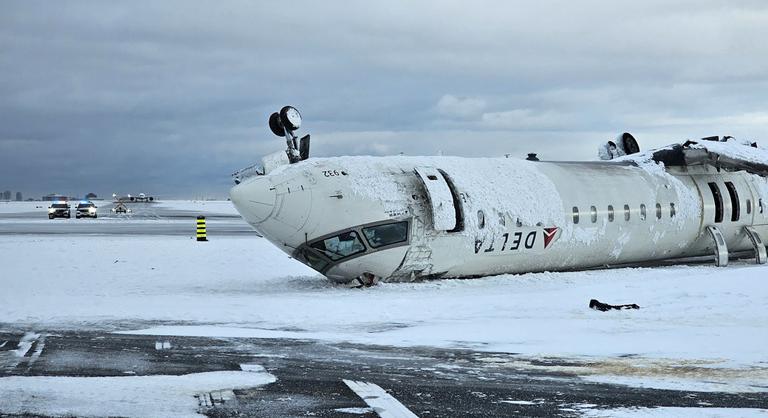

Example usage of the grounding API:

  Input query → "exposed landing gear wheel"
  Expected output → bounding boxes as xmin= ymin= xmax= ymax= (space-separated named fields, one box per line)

xmin=269 ymin=112 xmax=285 ymax=137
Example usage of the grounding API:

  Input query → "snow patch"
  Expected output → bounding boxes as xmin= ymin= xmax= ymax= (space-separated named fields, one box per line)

xmin=0 ymin=370 xmax=276 ymax=418
xmin=581 ymin=407 xmax=768 ymax=417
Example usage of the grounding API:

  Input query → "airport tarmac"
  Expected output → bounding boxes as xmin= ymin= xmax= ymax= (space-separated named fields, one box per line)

xmin=0 ymin=202 xmax=256 ymax=236
xmin=1 ymin=329 xmax=766 ymax=418
xmin=1 ymin=201 xmax=766 ymax=417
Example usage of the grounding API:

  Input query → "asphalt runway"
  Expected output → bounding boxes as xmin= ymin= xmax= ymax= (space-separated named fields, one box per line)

xmin=1 ymin=329 xmax=765 ymax=418
xmin=1 ymin=204 xmax=766 ymax=417
xmin=0 ymin=202 xmax=257 ymax=236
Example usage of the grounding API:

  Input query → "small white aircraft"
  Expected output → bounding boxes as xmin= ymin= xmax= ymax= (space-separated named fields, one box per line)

xmin=230 ymin=106 xmax=768 ymax=285
xmin=112 ymin=193 xmax=155 ymax=203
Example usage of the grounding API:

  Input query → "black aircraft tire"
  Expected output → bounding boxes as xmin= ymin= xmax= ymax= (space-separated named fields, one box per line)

xmin=269 ymin=112 xmax=285 ymax=137
xmin=279 ymin=106 xmax=301 ymax=131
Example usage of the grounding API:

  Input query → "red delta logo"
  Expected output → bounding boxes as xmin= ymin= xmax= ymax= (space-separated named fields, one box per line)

xmin=543 ymin=227 xmax=559 ymax=249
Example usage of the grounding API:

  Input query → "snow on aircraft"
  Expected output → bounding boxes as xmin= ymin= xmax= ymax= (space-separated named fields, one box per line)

xmin=230 ymin=106 xmax=768 ymax=286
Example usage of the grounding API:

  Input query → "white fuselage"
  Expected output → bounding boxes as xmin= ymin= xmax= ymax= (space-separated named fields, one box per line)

xmin=230 ymin=155 xmax=768 ymax=283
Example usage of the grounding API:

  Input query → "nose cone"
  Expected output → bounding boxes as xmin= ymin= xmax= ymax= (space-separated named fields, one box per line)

xmin=230 ymin=177 xmax=276 ymax=224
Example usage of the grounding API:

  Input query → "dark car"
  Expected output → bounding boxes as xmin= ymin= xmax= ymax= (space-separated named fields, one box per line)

xmin=48 ymin=202 xmax=71 ymax=219
xmin=75 ymin=201 xmax=98 ymax=219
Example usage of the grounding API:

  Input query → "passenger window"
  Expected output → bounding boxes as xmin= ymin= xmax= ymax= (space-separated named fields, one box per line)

xmin=590 ymin=206 xmax=597 ymax=223
xmin=607 ymin=205 xmax=614 ymax=222
xmin=670 ymin=203 xmax=676 ymax=218
xmin=572 ymin=207 xmax=579 ymax=224
xmin=655 ymin=203 xmax=662 ymax=220
xmin=477 ymin=210 xmax=485 ymax=229
xmin=761 ymin=198 xmax=764 ymax=214
xmin=362 ymin=222 xmax=409 ymax=249
xmin=624 ymin=204 xmax=630 ymax=221
xmin=310 ymin=231 xmax=366 ymax=261
xmin=747 ymin=199 xmax=752 ymax=215
xmin=640 ymin=204 xmax=647 ymax=221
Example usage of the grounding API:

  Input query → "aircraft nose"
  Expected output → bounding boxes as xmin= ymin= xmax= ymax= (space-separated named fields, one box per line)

xmin=229 ymin=177 xmax=276 ymax=224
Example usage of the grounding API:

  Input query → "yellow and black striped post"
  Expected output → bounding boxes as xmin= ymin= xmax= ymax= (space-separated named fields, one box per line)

xmin=196 ymin=215 xmax=207 ymax=241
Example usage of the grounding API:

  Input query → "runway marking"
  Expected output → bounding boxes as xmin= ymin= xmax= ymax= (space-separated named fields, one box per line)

xmin=154 ymin=341 xmax=172 ymax=350
xmin=195 ymin=390 xmax=235 ymax=407
xmin=27 ymin=335 xmax=45 ymax=369
xmin=1 ymin=332 xmax=40 ymax=373
xmin=343 ymin=379 xmax=418 ymax=418
xmin=13 ymin=332 xmax=39 ymax=358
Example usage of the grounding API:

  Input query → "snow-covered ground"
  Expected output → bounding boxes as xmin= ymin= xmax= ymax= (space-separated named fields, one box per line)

xmin=0 ymin=201 xmax=49 ymax=214
xmin=0 ymin=366 xmax=275 ymax=418
xmin=1 ymin=234 xmax=767 ymax=393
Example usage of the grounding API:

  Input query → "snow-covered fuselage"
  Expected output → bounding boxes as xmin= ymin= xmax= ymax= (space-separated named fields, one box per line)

xmin=230 ymin=154 xmax=768 ymax=283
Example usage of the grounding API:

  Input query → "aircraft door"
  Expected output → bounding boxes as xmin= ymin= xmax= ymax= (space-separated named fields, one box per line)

xmin=414 ymin=166 xmax=459 ymax=231
xmin=747 ymin=176 xmax=768 ymax=225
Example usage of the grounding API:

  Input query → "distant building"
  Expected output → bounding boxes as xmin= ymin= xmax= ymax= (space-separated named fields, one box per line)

xmin=42 ymin=193 xmax=68 ymax=201
xmin=86 ymin=192 xmax=97 ymax=199
xmin=2 ymin=190 xmax=10 ymax=201
xmin=15 ymin=192 xmax=22 ymax=201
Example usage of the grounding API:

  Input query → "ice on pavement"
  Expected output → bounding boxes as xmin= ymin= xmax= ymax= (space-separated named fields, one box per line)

xmin=581 ymin=406 xmax=768 ymax=417
xmin=154 ymin=200 xmax=238 ymax=216
xmin=1 ymin=234 xmax=767 ymax=392
xmin=0 ymin=370 xmax=276 ymax=418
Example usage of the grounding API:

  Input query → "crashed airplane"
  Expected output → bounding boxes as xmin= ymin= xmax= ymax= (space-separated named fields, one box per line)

xmin=230 ymin=106 xmax=768 ymax=285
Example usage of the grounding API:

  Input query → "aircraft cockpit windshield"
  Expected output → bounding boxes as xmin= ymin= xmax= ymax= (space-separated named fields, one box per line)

xmin=362 ymin=221 xmax=409 ymax=248
xmin=297 ymin=220 xmax=412 ymax=274
xmin=310 ymin=231 xmax=366 ymax=261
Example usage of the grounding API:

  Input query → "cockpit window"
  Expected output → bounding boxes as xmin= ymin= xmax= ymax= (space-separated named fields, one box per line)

xmin=310 ymin=231 xmax=366 ymax=260
xmin=299 ymin=247 xmax=330 ymax=271
xmin=362 ymin=221 xmax=409 ymax=248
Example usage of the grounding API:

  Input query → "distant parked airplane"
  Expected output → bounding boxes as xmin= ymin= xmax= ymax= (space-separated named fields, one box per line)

xmin=112 ymin=193 xmax=154 ymax=203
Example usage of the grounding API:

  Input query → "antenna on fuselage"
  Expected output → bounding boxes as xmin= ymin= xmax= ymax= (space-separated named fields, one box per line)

xmin=268 ymin=106 xmax=310 ymax=164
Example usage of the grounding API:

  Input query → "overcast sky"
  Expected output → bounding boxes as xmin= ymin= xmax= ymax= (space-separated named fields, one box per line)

xmin=2 ymin=1 xmax=767 ymax=199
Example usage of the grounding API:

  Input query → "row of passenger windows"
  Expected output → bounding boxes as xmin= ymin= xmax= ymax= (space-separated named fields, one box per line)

xmin=571 ymin=203 xmax=676 ymax=224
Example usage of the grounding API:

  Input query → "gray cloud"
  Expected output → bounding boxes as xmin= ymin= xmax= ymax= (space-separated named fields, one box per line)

xmin=1 ymin=1 xmax=767 ymax=198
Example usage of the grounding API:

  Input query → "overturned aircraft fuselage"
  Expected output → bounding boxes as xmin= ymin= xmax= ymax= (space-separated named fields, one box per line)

xmin=231 ymin=131 xmax=768 ymax=284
